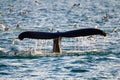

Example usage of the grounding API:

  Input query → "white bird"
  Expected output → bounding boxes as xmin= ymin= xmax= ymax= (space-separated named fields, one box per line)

xmin=0 ymin=23 xmax=10 ymax=31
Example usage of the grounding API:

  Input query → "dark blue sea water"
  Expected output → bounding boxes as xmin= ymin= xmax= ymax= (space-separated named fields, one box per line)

xmin=0 ymin=0 xmax=120 ymax=80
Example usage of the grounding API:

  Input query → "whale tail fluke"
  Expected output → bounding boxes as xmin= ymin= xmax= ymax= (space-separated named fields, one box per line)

xmin=18 ymin=28 xmax=106 ymax=40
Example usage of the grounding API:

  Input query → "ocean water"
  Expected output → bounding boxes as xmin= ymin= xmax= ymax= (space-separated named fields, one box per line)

xmin=0 ymin=0 xmax=120 ymax=80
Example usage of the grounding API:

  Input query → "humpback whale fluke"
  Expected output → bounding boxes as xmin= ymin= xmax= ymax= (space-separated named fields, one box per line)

xmin=18 ymin=28 xmax=106 ymax=53
xmin=18 ymin=28 xmax=106 ymax=40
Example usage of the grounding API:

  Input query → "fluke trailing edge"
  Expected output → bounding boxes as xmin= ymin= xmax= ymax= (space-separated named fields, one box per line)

xmin=18 ymin=28 xmax=106 ymax=40
xmin=18 ymin=28 xmax=106 ymax=53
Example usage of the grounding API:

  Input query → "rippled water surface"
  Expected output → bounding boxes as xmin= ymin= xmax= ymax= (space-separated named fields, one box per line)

xmin=0 ymin=0 xmax=120 ymax=80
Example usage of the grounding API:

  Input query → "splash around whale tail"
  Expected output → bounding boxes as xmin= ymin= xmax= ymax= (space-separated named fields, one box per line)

xmin=18 ymin=28 xmax=106 ymax=40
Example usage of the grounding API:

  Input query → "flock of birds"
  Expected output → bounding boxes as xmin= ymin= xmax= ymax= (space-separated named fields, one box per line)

xmin=0 ymin=1 xmax=119 ymax=32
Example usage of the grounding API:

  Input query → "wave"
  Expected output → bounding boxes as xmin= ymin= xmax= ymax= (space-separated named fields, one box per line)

xmin=0 ymin=49 xmax=119 ymax=59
